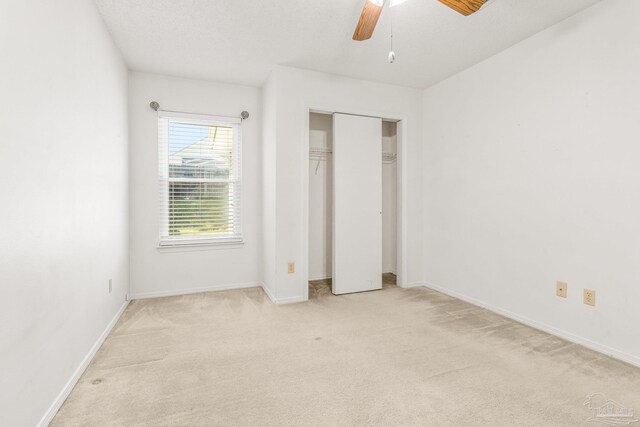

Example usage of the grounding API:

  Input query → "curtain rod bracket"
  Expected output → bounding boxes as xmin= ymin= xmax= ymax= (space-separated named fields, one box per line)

xmin=241 ymin=111 xmax=249 ymax=121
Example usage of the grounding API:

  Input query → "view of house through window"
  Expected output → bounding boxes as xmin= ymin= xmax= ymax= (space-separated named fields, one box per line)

xmin=158 ymin=113 xmax=242 ymax=245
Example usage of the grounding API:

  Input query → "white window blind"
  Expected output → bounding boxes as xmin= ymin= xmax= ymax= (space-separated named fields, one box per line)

xmin=158 ymin=112 xmax=242 ymax=246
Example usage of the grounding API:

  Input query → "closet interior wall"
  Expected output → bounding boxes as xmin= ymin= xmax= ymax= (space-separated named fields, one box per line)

xmin=382 ymin=121 xmax=397 ymax=275
xmin=308 ymin=113 xmax=333 ymax=280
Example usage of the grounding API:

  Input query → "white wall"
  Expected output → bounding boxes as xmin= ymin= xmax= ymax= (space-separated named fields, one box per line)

xmin=128 ymin=72 xmax=262 ymax=298
xmin=422 ymin=0 xmax=640 ymax=366
xmin=0 ymin=0 xmax=129 ymax=425
xmin=262 ymin=72 xmax=277 ymax=298
xmin=264 ymin=66 xmax=423 ymax=302
xmin=308 ymin=113 xmax=333 ymax=280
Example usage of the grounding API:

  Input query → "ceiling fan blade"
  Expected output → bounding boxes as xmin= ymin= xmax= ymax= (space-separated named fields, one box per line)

xmin=436 ymin=0 xmax=485 ymax=16
xmin=353 ymin=0 xmax=384 ymax=41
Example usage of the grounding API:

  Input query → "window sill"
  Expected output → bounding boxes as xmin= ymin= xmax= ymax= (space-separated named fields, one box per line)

xmin=157 ymin=239 xmax=244 ymax=252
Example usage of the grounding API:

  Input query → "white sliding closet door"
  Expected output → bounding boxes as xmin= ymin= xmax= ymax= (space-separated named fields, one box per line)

xmin=332 ymin=113 xmax=382 ymax=295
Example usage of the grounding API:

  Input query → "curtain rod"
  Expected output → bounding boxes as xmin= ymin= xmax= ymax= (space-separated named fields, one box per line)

xmin=149 ymin=101 xmax=249 ymax=121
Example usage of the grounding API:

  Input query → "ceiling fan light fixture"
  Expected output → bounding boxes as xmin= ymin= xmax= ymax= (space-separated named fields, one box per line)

xmin=390 ymin=0 xmax=409 ymax=7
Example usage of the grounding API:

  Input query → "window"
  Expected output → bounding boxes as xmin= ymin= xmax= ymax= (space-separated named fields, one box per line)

xmin=158 ymin=112 xmax=242 ymax=246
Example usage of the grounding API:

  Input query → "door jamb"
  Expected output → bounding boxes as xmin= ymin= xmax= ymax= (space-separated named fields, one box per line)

xmin=301 ymin=104 xmax=408 ymax=301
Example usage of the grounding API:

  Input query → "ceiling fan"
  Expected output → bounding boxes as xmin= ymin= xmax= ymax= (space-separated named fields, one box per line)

xmin=353 ymin=0 xmax=486 ymax=41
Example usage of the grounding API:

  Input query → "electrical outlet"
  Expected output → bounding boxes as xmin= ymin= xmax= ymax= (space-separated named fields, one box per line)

xmin=556 ymin=281 xmax=567 ymax=298
xmin=583 ymin=289 xmax=596 ymax=306
xmin=288 ymin=262 xmax=295 ymax=274
xmin=109 ymin=279 xmax=113 ymax=293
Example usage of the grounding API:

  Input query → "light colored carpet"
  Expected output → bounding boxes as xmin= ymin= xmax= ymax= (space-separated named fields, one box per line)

xmin=52 ymin=284 xmax=640 ymax=426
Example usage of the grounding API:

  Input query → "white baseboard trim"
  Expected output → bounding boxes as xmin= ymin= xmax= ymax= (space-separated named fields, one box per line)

xmin=38 ymin=299 xmax=130 ymax=427
xmin=274 ymin=295 xmax=306 ymax=304
xmin=261 ymin=283 xmax=277 ymax=303
xmin=403 ymin=281 xmax=426 ymax=289
xmin=130 ymin=282 xmax=261 ymax=300
xmin=419 ymin=281 xmax=640 ymax=369
xmin=260 ymin=283 xmax=306 ymax=305
xmin=131 ymin=281 xmax=305 ymax=305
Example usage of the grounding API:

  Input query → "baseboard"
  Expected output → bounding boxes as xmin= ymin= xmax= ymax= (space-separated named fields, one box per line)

xmin=131 ymin=282 xmax=261 ymax=300
xmin=419 ymin=282 xmax=640 ymax=369
xmin=260 ymin=283 xmax=306 ymax=305
xmin=261 ymin=283 xmax=277 ymax=303
xmin=273 ymin=295 xmax=306 ymax=304
xmin=131 ymin=281 xmax=305 ymax=305
xmin=403 ymin=281 xmax=426 ymax=289
xmin=38 ymin=299 xmax=129 ymax=427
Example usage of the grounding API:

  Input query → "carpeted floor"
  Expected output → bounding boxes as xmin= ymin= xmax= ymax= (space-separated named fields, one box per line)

xmin=52 ymin=284 xmax=640 ymax=426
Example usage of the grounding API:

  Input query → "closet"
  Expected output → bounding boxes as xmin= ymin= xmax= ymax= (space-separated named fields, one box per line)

xmin=308 ymin=112 xmax=398 ymax=296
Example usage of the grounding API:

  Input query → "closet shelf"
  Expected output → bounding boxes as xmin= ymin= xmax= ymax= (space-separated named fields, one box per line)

xmin=309 ymin=147 xmax=396 ymax=163
xmin=382 ymin=152 xmax=397 ymax=164
xmin=309 ymin=146 xmax=332 ymax=159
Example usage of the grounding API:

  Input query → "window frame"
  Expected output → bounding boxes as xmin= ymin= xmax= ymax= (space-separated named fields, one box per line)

xmin=157 ymin=111 xmax=243 ymax=248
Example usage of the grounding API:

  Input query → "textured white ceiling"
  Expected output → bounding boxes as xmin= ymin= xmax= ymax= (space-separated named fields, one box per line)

xmin=95 ymin=0 xmax=601 ymax=88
